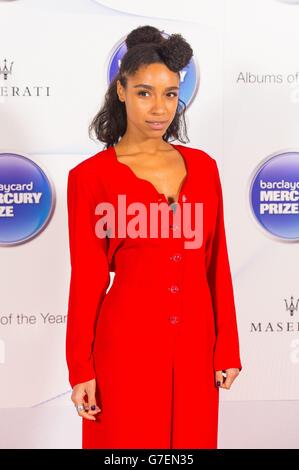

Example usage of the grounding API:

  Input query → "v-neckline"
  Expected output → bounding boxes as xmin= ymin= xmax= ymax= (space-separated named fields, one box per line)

xmin=110 ymin=143 xmax=189 ymax=205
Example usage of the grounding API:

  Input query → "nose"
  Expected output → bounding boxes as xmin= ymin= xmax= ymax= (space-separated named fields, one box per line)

xmin=151 ymin=96 xmax=167 ymax=113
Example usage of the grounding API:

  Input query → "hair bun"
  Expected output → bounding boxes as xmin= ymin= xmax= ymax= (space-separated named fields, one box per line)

xmin=126 ymin=25 xmax=165 ymax=50
xmin=157 ymin=33 xmax=193 ymax=72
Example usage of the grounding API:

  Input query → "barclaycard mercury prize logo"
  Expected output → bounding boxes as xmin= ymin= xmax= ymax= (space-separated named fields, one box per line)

xmin=0 ymin=153 xmax=55 ymax=245
xmin=249 ymin=150 xmax=299 ymax=241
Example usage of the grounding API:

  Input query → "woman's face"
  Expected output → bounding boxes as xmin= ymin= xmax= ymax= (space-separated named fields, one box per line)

xmin=117 ymin=63 xmax=180 ymax=138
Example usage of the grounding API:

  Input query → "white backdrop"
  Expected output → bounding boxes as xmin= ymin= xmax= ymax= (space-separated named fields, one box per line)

xmin=0 ymin=0 xmax=299 ymax=449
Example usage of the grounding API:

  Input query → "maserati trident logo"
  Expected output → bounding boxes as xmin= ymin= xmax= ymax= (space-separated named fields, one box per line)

xmin=284 ymin=296 xmax=299 ymax=316
xmin=0 ymin=57 xmax=50 ymax=98
xmin=0 ymin=58 xmax=14 ymax=80
xmin=250 ymin=295 xmax=299 ymax=333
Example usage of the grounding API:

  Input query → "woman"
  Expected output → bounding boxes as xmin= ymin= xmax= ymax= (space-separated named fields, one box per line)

xmin=65 ymin=25 xmax=242 ymax=449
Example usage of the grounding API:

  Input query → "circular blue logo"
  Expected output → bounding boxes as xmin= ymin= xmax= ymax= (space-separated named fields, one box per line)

xmin=107 ymin=32 xmax=198 ymax=110
xmin=0 ymin=153 xmax=55 ymax=246
xmin=249 ymin=151 xmax=299 ymax=241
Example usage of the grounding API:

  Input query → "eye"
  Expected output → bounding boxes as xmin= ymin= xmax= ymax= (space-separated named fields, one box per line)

xmin=137 ymin=91 xmax=178 ymax=97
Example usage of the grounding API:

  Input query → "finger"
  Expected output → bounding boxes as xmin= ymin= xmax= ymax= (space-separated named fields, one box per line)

xmin=73 ymin=392 xmax=97 ymax=420
xmin=222 ymin=375 xmax=233 ymax=389
xmin=72 ymin=383 xmax=101 ymax=419
xmin=86 ymin=385 xmax=101 ymax=413
xmin=83 ymin=381 xmax=101 ymax=415
xmin=78 ymin=409 xmax=97 ymax=421
xmin=215 ymin=370 xmax=225 ymax=388
xmin=87 ymin=394 xmax=101 ymax=415
xmin=75 ymin=401 xmax=97 ymax=421
xmin=222 ymin=370 xmax=238 ymax=389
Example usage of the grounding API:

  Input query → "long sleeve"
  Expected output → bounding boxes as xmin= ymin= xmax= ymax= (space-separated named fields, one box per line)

xmin=65 ymin=167 xmax=110 ymax=389
xmin=207 ymin=159 xmax=242 ymax=372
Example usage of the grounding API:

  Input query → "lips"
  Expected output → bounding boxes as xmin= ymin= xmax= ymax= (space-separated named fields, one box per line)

xmin=146 ymin=121 xmax=168 ymax=130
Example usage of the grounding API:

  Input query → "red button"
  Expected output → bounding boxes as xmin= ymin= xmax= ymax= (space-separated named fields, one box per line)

xmin=168 ymin=285 xmax=180 ymax=294
xmin=170 ymin=253 xmax=182 ymax=262
xmin=168 ymin=316 xmax=180 ymax=324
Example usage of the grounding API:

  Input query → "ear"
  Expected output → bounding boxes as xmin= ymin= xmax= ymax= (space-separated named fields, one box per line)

xmin=116 ymin=79 xmax=125 ymax=103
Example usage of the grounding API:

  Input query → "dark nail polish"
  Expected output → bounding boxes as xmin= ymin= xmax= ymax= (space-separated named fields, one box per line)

xmin=91 ymin=405 xmax=96 ymax=410
xmin=216 ymin=381 xmax=221 ymax=387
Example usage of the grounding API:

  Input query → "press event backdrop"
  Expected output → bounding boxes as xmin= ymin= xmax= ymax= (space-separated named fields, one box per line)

xmin=0 ymin=0 xmax=299 ymax=449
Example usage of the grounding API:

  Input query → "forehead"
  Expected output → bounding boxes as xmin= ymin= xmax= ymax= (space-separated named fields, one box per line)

xmin=128 ymin=63 xmax=180 ymax=87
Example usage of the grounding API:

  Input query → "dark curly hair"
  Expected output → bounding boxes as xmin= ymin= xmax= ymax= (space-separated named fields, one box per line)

xmin=88 ymin=25 xmax=193 ymax=149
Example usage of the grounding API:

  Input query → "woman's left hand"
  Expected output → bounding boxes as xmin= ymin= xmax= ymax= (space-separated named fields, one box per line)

xmin=215 ymin=368 xmax=240 ymax=389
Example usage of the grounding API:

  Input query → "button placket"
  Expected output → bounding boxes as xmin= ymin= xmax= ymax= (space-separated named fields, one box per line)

xmin=167 ymin=246 xmax=184 ymax=325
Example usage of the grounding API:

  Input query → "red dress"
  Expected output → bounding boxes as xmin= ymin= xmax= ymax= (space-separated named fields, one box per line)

xmin=65 ymin=143 xmax=242 ymax=449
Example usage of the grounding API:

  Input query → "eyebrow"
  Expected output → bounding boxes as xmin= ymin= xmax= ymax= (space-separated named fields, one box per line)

xmin=132 ymin=84 xmax=179 ymax=91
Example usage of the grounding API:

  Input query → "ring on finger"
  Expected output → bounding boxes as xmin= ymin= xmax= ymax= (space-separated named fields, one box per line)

xmin=75 ymin=404 xmax=86 ymax=413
